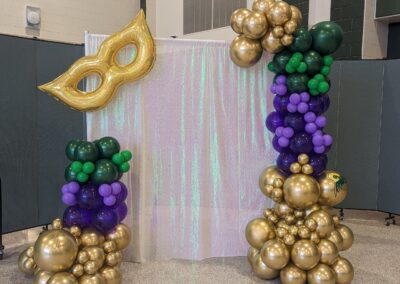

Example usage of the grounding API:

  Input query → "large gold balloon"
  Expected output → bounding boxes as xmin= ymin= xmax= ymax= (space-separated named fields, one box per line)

xmin=245 ymin=218 xmax=276 ymax=249
xmin=79 ymin=273 xmax=106 ymax=284
xmin=230 ymin=8 xmax=251 ymax=34
xmin=318 ymin=171 xmax=348 ymax=206
xmin=252 ymin=0 xmax=276 ymax=14
xmin=283 ymin=174 xmax=320 ymax=209
xmin=332 ymin=257 xmax=354 ymax=284
xmin=230 ymin=35 xmax=263 ymax=68
xmin=247 ymin=247 xmax=259 ymax=264
xmin=81 ymin=228 xmax=106 ymax=247
xmin=99 ymin=266 xmax=122 ymax=284
xmin=290 ymin=5 xmax=303 ymax=25
xmin=34 ymin=229 xmax=78 ymax=272
xmin=83 ymin=246 xmax=106 ymax=272
xmin=307 ymin=210 xmax=334 ymax=238
xmin=266 ymin=2 xmax=292 ymax=27
xmin=291 ymin=240 xmax=320 ymax=270
xmin=261 ymin=30 xmax=284 ymax=53
xmin=106 ymin=224 xmax=131 ymax=251
xmin=307 ymin=264 xmax=336 ymax=284
xmin=275 ymin=202 xmax=294 ymax=217
xmin=38 ymin=10 xmax=155 ymax=111
xmin=318 ymin=239 xmax=338 ymax=265
xmin=328 ymin=230 xmax=344 ymax=251
xmin=33 ymin=270 xmax=54 ymax=284
xmin=252 ymin=254 xmax=279 ymax=280
xmin=242 ymin=12 xmax=268 ymax=39
xmin=260 ymin=239 xmax=289 ymax=270
xmin=259 ymin=166 xmax=287 ymax=192
xmin=336 ymin=225 xmax=354 ymax=251
xmin=18 ymin=247 xmax=37 ymax=275
xmin=47 ymin=272 xmax=78 ymax=284
xmin=280 ymin=263 xmax=307 ymax=284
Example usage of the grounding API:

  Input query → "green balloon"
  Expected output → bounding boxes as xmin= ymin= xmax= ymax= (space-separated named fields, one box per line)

xmin=272 ymin=49 xmax=292 ymax=74
xmin=82 ymin=162 xmax=95 ymax=174
xmin=303 ymin=50 xmax=323 ymax=75
xmin=77 ymin=172 xmax=89 ymax=183
xmin=321 ymin=66 xmax=331 ymax=76
xmin=75 ymin=142 xmax=99 ymax=163
xmin=314 ymin=74 xmax=325 ymax=82
xmin=287 ymin=73 xmax=309 ymax=93
xmin=71 ymin=161 xmax=83 ymax=174
xmin=297 ymin=62 xmax=307 ymax=73
xmin=119 ymin=162 xmax=130 ymax=173
xmin=289 ymin=27 xmax=312 ymax=52
xmin=323 ymin=55 xmax=334 ymax=66
xmin=285 ymin=64 xmax=296 ymax=74
xmin=268 ymin=62 xmax=276 ymax=73
xmin=96 ymin=137 xmax=120 ymax=159
xmin=112 ymin=153 xmax=124 ymax=165
xmin=310 ymin=21 xmax=344 ymax=54
xmin=65 ymin=139 xmax=82 ymax=161
xmin=121 ymin=150 xmax=133 ymax=161
xmin=65 ymin=164 xmax=78 ymax=182
xmin=310 ymin=89 xmax=320 ymax=96
xmin=289 ymin=57 xmax=300 ymax=68
xmin=293 ymin=52 xmax=303 ymax=60
xmin=91 ymin=159 xmax=119 ymax=185
xmin=308 ymin=79 xmax=319 ymax=90
xmin=318 ymin=81 xmax=330 ymax=93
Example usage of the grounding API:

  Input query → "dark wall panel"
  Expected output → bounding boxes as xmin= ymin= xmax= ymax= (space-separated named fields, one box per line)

xmin=376 ymin=0 xmax=400 ymax=18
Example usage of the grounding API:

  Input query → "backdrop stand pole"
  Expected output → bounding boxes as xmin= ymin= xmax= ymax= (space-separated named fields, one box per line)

xmin=0 ymin=177 xmax=4 ymax=260
xmin=339 ymin=208 xmax=344 ymax=220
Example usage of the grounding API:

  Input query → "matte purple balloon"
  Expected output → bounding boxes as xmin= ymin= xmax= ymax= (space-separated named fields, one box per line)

xmin=275 ymin=126 xmax=284 ymax=137
xmin=266 ymin=111 xmax=284 ymax=132
xmin=99 ymin=184 xmax=112 ymax=197
xmin=61 ymin=184 xmax=69 ymax=194
xmin=314 ymin=130 xmax=323 ymax=136
xmin=63 ymin=205 xmax=92 ymax=228
xmin=77 ymin=184 xmax=103 ymax=209
xmin=290 ymin=132 xmax=313 ymax=154
xmin=289 ymin=93 xmax=301 ymax=105
xmin=275 ymin=75 xmax=287 ymax=84
xmin=276 ymin=84 xmax=287 ymax=96
xmin=287 ymin=103 xmax=297 ymax=113
xmin=278 ymin=137 xmax=290 ymax=147
xmin=314 ymin=145 xmax=326 ymax=154
xmin=282 ymin=127 xmax=294 ymax=138
xmin=273 ymin=94 xmax=290 ymax=113
xmin=284 ymin=113 xmax=306 ymax=132
xmin=93 ymin=206 xmax=119 ymax=233
xmin=297 ymin=102 xmax=309 ymax=114
xmin=323 ymin=134 xmax=333 ymax=146
xmin=309 ymin=154 xmax=328 ymax=176
xmin=272 ymin=135 xmax=288 ymax=153
xmin=62 ymin=193 xmax=77 ymax=206
xmin=304 ymin=112 xmax=316 ymax=123
xmin=111 ymin=182 xmax=122 ymax=195
xmin=300 ymin=92 xmax=310 ymax=102
xmin=312 ymin=135 xmax=324 ymax=146
xmin=67 ymin=182 xmax=80 ymax=194
xmin=114 ymin=202 xmax=128 ymax=222
xmin=277 ymin=152 xmax=297 ymax=174
xmin=103 ymin=195 xmax=117 ymax=206
xmin=270 ymin=84 xmax=277 ymax=94
xmin=115 ymin=182 xmax=128 ymax=204
xmin=315 ymin=116 xmax=327 ymax=128
xmin=305 ymin=123 xmax=317 ymax=134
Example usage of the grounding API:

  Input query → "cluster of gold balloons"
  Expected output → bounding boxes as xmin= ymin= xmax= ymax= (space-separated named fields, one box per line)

xmin=230 ymin=0 xmax=302 ymax=67
xmin=18 ymin=219 xmax=131 ymax=284
xmin=247 ymin=154 xmax=354 ymax=283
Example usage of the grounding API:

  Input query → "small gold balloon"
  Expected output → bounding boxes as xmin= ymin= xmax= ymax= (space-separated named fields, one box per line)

xmin=33 ymin=270 xmax=54 ymax=284
xmin=243 ymin=11 xmax=268 ymax=39
xmin=294 ymin=210 xmax=305 ymax=219
xmin=103 ymin=240 xmax=117 ymax=253
xmin=84 ymin=261 xmax=98 ymax=275
xmin=298 ymin=226 xmax=311 ymax=239
xmin=321 ymin=205 xmax=332 ymax=214
xmin=289 ymin=225 xmax=299 ymax=236
xmin=332 ymin=257 xmax=354 ymax=284
xmin=305 ymin=219 xmax=317 ymax=231
xmin=318 ymin=239 xmax=338 ymax=265
xmin=302 ymin=164 xmax=314 ymax=175
xmin=284 ymin=20 xmax=298 ymax=35
xmin=296 ymin=220 xmax=305 ymax=226
xmin=278 ymin=221 xmax=290 ymax=230
xmin=105 ymin=253 xmax=120 ymax=267
xmin=328 ymin=230 xmax=344 ymax=251
xmin=290 ymin=5 xmax=303 ymax=25
xmin=276 ymin=227 xmax=288 ymax=238
xmin=264 ymin=184 xmax=274 ymax=196
xmin=230 ymin=35 xmax=263 ymax=68
xmin=275 ymin=202 xmax=294 ymax=217
xmin=18 ymin=247 xmax=37 ymax=275
xmin=267 ymin=1 xmax=292 ymax=26
xmin=291 ymin=240 xmax=320 ymax=270
xmin=77 ymin=251 xmax=89 ymax=264
xmin=268 ymin=214 xmax=279 ymax=224
xmin=290 ymin=163 xmax=302 ymax=174
xmin=284 ymin=234 xmax=296 ymax=246
xmin=230 ymin=8 xmax=252 ymax=34
xmin=307 ymin=210 xmax=334 ymax=238
xmin=280 ymin=263 xmax=307 ymax=284
xmin=70 ymin=226 xmax=82 ymax=238
xmin=264 ymin=208 xmax=273 ymax=217
xmin=283 ymin=174 xmax=320 ymax=209
xmin=79 ymin=273 xmax=106 ymax=284
xmin=72 ymin=264 xmax=84 ymax=278
xmin=247 ymin=247 xmax=259 ymax=264
xmin=47 ymin=272 xmax=78 ymax=284
xmin=273 ymin=178 xmax=284 ymax=188
xmin=26 ymin=246 xmax=35 ymax=257
xmin=310 ymin=232 xmax=320 ymax=244
xmin=245 ymin=218 xmax=276 ymax=249
xmin=80 ymin=228 xmax=105 ymax=247
xmin=260 ymin=239 xmax=290 ymax=270
xmin=252 ymin=0 xmax=275 ymax=14
xmin=332 ymin=215 xmax=340 ymax=226
xmin=318 ymin=171 xmax=348 ymax=207
xmin=52 ymin=219 xmax=63 ymax=230
xmin=336 ymin=225 xmax=354 ymax=251
xmin=261 ymin=30 xmax=284 ymax=53
xmin=99 ymin=266 xmax=122 ymax=284
xmin=281 ymin=34 xmax=294 ymax=46
xmin=298 ymin=154 xmax=309 ymax=165
xmin=272 ymin=187 xmax=283 ymax=202
xmin=307 ymin=264 xmax=336 ymax=284
xmin=83 ymin=246 xmax=106 ymax=271
xmin=106 ymin=224 xmax=131 ymax=251
xmin=259 ymin=166 xmax=287 ymax=192
xmin=285 ymin=214 xmax=296 ymax=225
xmin=252 ymin=254 xmax=280 ymax=280
xmin=305 ymin=204 xmax=322 ymax=216
xmin=272 ymin=26 xmax=285 ymax=38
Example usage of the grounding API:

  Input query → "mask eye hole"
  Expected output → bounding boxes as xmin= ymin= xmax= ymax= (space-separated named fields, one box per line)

xmin=114 ymin=43 xmax=138 ymax=67
xmin=77 ymin=73 xmax=103 ymax=93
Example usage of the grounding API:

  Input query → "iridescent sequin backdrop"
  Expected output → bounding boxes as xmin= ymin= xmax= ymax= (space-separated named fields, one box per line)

xmin=86 ymin=34 xmax=275 ymax=262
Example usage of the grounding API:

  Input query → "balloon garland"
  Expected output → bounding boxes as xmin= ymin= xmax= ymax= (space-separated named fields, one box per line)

xmin=18 ymin=137 xmax=132 ymax=284
xmin=231 ymin=2 xmax=355 ymax=283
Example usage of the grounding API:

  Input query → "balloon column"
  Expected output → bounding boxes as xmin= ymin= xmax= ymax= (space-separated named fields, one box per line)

xmin=18 ymin=137 xmax=132 ymax=284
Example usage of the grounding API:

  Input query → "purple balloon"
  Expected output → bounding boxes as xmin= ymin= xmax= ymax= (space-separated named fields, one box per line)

xmin=93 ymin=206 xmax=119 ymax=233
xmin=287 ymin=103 xmax=297 ymax=113
xmin=61 ymin=184 xmax=69 ymax=194
xmin=63 ymin=205 xmax=92 ymax=228
xmin=276 ymin=84 xmax=287 ymax=96
xmin=67 ymin=182 xmax=80 ymax=194
xmin=270 ymin=84 xmax=277 ymax=94
xmin=104 ymin=195 xmax=117 ymax=206
xmin=275 ymin=75 xmax=287 ymax=84
xmin=321 ymin=94 xmax=330 ymax=113
xmin=273 ymin=95 xmax=290 ymax=113
xmin=312 ymin=135 xmax=324 ymax=146
xmin=266 ymin=111 xmax=284 ymax=133
xmin=315 ymin=116 xmax=327 ymax=128
xmin=272 ymin=135 xmax=288 ymax=153
xmin=308 ymin=96 xmax=324 ymax=115
xmin=77 ymin=184 xmax=103 ymax=209
xmin=309 ymin=154 xmax=328 ymax=176
xmin=300 ymin=92 xmax=310 ymax=102
xmin=289 ymin=93 xmax=301 ymax=105
xmin=278 ymin=137 xmax=290 ymax=147
xmin=275 ymin=126 xmax=284 ymax=137
xmin=114 ymin=202 xmax=128 ymax=222
xmin=99 ymin=184 xmax=112 ymax=197
xmin=323 ymin=134 xmax=333 ymax=146
xmin=305 ymin=123 xmax=317 ymax=134
xmin=115 ymin=182 xmax=128 ymax=204
xmin=297 ymin=102 xmax=309 ymax=114
xmin=62 ymin=193 xmax=77 ymax=206
xmin=314 ymin=145 xmax=326 ymax=154
xmin=314 ymin=130 xmax=323 ymax=136
xmin=277 ymin=152 xmax=297 ymax=174
xmin=304 ymin=112 xmax=316 ymax=123
xmin=290 ymin=132 xmax=313 ymax=154
xmin=111 ymin=182 xmax=122 ymax=195
xmin=284 ymin=113 xmax=305 ymax=133
xmin=282 ymin=127 xmax=294 ymax=138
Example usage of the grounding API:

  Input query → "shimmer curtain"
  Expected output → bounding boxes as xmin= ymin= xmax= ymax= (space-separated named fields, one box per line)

xmin=85 ymin=34 xmax=275 ymax=262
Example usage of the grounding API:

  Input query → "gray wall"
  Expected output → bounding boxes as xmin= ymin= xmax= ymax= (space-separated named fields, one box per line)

xmin=0 ymin=35 xmax=85 ymax=233
xmin=376 ymin=0 xmax=400 ymax=18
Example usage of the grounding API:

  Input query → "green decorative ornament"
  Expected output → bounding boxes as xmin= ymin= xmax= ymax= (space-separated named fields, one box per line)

xmin=289 ymin=27 xmax=312 ymax=53
xmin=297 ymin=62 xmax=307 ymax=73
xmin=71 ymin=161 xmax=83 ymax=174
xmin=65 ymin=165 xmax=78 ymax=182
xmin=119 ymin=162 xmax=130 ymax=173
xmin=96 ymin=137 xmax=121 ymax=159
xmin=91 ymin=159 xmax=119 ymax=185
xmin=112 ymin=153 xmax=125 ymax=165
xmin=74 ymin=142 xmax=99 ymax=163
xmin=310 ymin=21 xmax=344 ymax=54
xmin=304 ymin=50 xmax=323 ymax=75
xmin=272 ymin=49 xmax=292 ymax=74
xmin=65 ymin=139 xmax=82 ymax=161
xmin=77 ymin=172 xmax=89 ymax=183
xmin=121 ymin=150 xmax=133 ymax=161
xmin=287 ymin=73 xmax=309 ymax=93
xmin=82 ymin=162 xmax=95 ymax=174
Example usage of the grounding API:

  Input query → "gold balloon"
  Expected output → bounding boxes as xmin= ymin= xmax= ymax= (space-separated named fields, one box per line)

xmin=27 ymin=246 xmax=35 ymax=257
xmin=18 ymin=247 xmax=37 ymax=275
xmin=252 ymin=254 xmax=279 ymax=280
xmin=305 ymin=204 xmax=322 ymax=216
xmin=33 ymin=270 xmax=54 ymax=284
xmin=47 ymin=272 xmax=78 ymax=284
xmin=245 ymin=218 xmax=276 ymax=249
xmin=273 ymin=178 xmax=284 ymax=188
xmin=268 ymin=214 xmax=279 ymax=224
xmin=38 ymin=10 xmax=155 ymax=112
xmin=280 ymin=263 xmax=307 ymax=284
xmin=261 ymin=29 xmax=284 ymax=53
xmin=260 ymin=239 xmax=289 ymax=270
xmin=291 ymin=240 xmax=320 ymax=270
xmin=281 ymin=34 xmax=294 ymax=46
xmin=336 ymin=225 xmax=354 ymax=251
xmin=78 ymin=251 xmax=90 ymax=264
xmin=284 ymin=234 xmax=296 ymax=246
xmin=332 ymin=215 xmax=340 ymax=226
xmin=83 ymin=246 xmax=106 ymax=271
xmin=285 ymin=214 xmax=296 ymax=225
xmin=276 ymin=227 xmax=288 ymax=238
xmin=318 ymin=171 xmax=348 ymax=206
xmin=247 ymin=247 xmax=259 ymax=264
xmin=289 ymin=225 xmax=299 ymax=236
xmin=267 ymin=1 xmax=292 ymax=26
xmin=283 ymin=174 xmax=320 ymax=209
xmin=310 ymin=232 xmax=320 ymax=244
xmin=305 ymin=219 xmax=317 ymax=231
xmin=284 ymin=20 xmax=298 ymax=35
xmin=298 ymin=226 xmax=311 ymax=239
xmin=272 ymin=26 xmax=285 ymax=38
xmin=252 ymin=0 xmax=276 ymax=14
xmin=81 ymin=228 xmax=105 ymax=247
xmin=290 ymin=163 xmax=302 ymax=174
xmin=328 ymin=230 xmax=344 ymax=251
xmin=72 ymin=264 xmax=85 ymax=278
xmin=79 ymin=273 xmax=106 ymax=284
xmin=318 ymin=239 xmax=338 ymax=265
xmin=290 ymin=5 xmax=303 ymax=25
xmin=298 ymin=154 xmax=309 ymax=165
xmin=230 ymin=35 xmax=263 ymax=68
xmin=34 ymin=229 xmax=78 ymax=272
xmin=105 ymin=252 xmax=121 ymax=267
xmin=271 ymin=187 xmax=283 ymax=202
xmin=307 ymin=264 xmax=336 ymax=284
xmin=259 ymin=166 xmax=287 ymax=193
xmin=307 ymin=210 xmax=334 ymax=238
xmin=106 ymin=224 xmax=131 ymax=251
xmin=103 ymin=240 xmax=117 ymax=253
xmin=332 ymin=257 xmax=354 ymax=284
xmin=302 ymin=164 xmax=314 ymax=175
xmin=294 ymin=209 xmax=305 ymax=219
xmin=243 ymin=11 xmax=268 ymax=39
xmin=230 ymin=8 xmax=251 ymax=34
xmin=52 ymin=218 xmax=63 ymax=230
xmin=99 ymin=266 xmax=122 ymax=284
xmin=70 ymin=226 xmax=82 ymax=237
xmin=321 ymin=205 xmax=332 ymax=214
